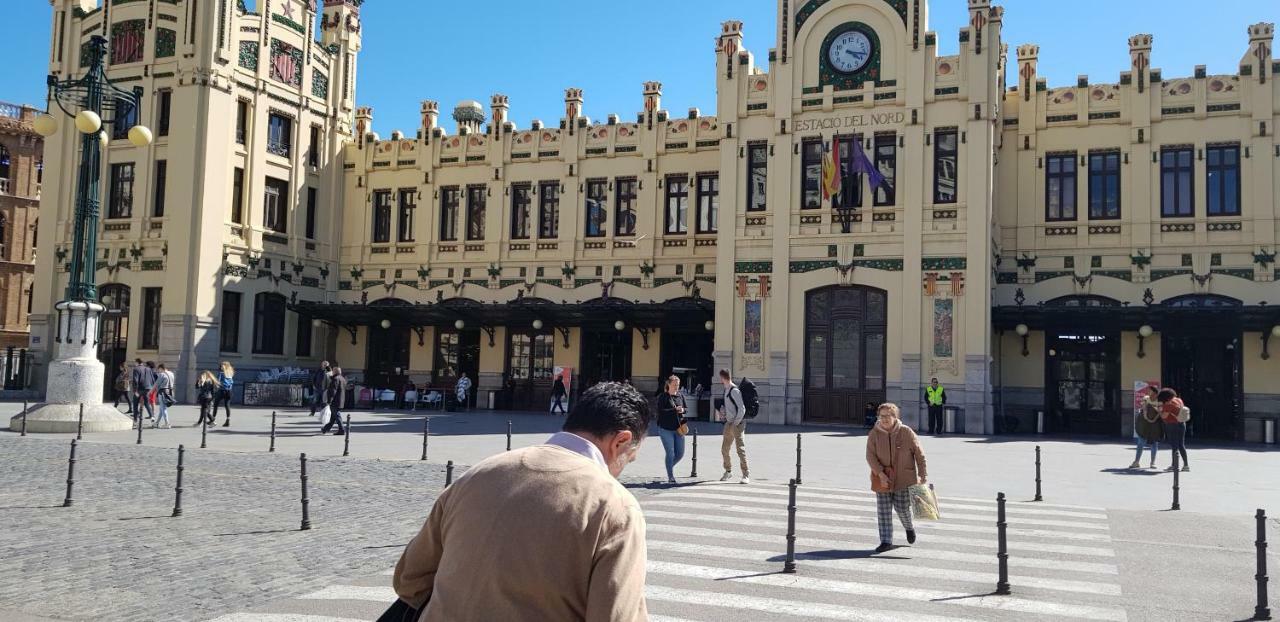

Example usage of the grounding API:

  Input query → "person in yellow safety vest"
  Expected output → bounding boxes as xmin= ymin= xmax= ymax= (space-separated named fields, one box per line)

xmin=925 ymin=378 xmax=947 ymax=435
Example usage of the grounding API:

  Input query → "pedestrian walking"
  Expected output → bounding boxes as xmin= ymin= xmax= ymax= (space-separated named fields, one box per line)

xmin=717 ymin=369 xmax=749 ymax=484
xmin=925 ymin=377 xmax=946 ymax=435
xmin=130 ymin=358 xmax=157 ymax=424
xmin=656 ymin=374 xmax=688 ymax=484
xmin=1157 ymin=388 xmax=1191 ymax=472
xmin=391 ymin=382 xmax=651 ymax=621
xmin=195 ymin=371 xmax=218 ymax=426
xmin=455 ymin=372 xmax=472 ymax=411
xmin=112 ymin=362 xmax=132 ymax=413
xmin=551 ymin=374 xmax=568 ymax=414
xmin=1130 ymin=385 xmax=1163 ymax=469
xmin=216 ymin=361 xmax=235 ymax=427
xmin=309 ymin=360 xmax=332 ymax=417
xmin=866 ymin=402 xmax=928 ymax=553
xmin=321 ymin=367 xmax=347 ymax=435
xmin=152 ymin=363 xmax=174 ymax=429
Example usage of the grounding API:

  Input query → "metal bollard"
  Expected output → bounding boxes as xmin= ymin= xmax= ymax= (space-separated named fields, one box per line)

xmin=172 ymin=445 xmax=185 ymax=517
xmin=20 ymin=399 xmax=27 ymax=436
xmin=795 ymin=433 xmax=803 ymax=486
xmin=689 ymin=426 xmax=698 ymax=478
xmin=1034 ymin=445 xmax=1043 ymax=502
xmin=343 ymin=414 xmax=351 ymax=457
xmin=1171 ymin=451 xmax=1181 ymax=511
xmin=77 ymin=403 xmax=84 ymax=441
xmin=446 ymin=460 xmax=454 ymax=487
xmin=63 ymin=439 xmax=78 ymax=507
xmin=996 ymin=492 xmax=1011 ymax=595
xmin=783 ymin=478 xmax=798 ymax=574
xmin=269 ymin=411 xmax=277 ymax=453
xmin=299 ymin=453 xmax=312 ymax=531
xmin=200 ymin=418 xmax=207 ymax=449
xmin=1256 ymin=509 xmax=1271 ymax=621
xmin=506 ymin=420 xmax=512 ymax=452
xmin=420 ymin=416 xmax=430 ymax=461
xmin=136 ymin=409 xmax=143 ymax=444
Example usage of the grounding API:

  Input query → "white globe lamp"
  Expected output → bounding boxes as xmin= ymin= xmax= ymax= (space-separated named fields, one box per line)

xmin=74 ymin=110 xmax=101 ymax=134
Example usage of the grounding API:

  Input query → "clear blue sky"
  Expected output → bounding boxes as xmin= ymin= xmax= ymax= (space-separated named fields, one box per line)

xmin=1 ymin=1 xmax=1274 ymax=134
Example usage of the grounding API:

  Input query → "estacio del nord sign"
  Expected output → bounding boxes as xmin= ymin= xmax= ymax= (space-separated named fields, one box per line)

xmin=792 ymin=110 xmax=907 ymax=133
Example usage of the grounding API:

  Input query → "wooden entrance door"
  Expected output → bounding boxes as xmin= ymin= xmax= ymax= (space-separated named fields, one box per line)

xmin=803 ymin=286 xmax=887 ymax=424
xmin=507 ymin=330 xmax=554 ymax=411
xmin=1163 ymin=330 xmax=1241 ymax=441
xmin=1046 ymin=333 xmax=1120 ymax=435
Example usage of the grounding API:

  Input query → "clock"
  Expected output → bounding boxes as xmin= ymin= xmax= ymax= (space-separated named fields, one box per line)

xmin=827 ymin=29 xmax=873 ymax=74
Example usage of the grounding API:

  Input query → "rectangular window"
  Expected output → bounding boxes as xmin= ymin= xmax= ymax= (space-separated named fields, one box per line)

xmin=295 ymin=312 xmax=312 ymax=357
xmin=1160 ymin=147 xmax=1194 ymax=217
xmin=140 ymin=287 xmax=161 ymax=350
xmin=231 ymin=167 xmax=244 ymax=224
xmin=873 ymin=134 xmax=897 ymax=206
xmin=801 ymin=138 xmax=823 ymax=209
xmin=372 ymin=190 xmax=392 ymax=243
xmin=157 ymin=90 xmax=172 ymax=137
xmin=933 ymin=129 xmax=958 ymax=204
xmin=1088 ymin=151 xmax=1121 ymax=220
xmin=538 ymin=181 xmax=559 ymax=238
xmin=696 ymin=173 xmax=719 ymax=233
xmin=584 ymin=179 xmax=607 ymax=237
xmin=1045 ymin=153 xmax=1077 ymax=221
xmin=510 ymin=183 xmax=532 ymax=239
xmin=235 ymin=100 xmax=248 ymax=145
xmin=267 ymin=113 xmax=292 ymax=158
xmin=1206 ymin=144 xmax=1240 ymax=216
xmin=397 ymin=188 xmax=416 ymax=242
xmin=252 ymin=293 xmax=286 ymax=355
xmin=108 ymin=163 xmax=135 ymax=219
xmin=466 ymin=185 xmax=486 ymax=241
xmin=746 ymin=142 xmax=768 ymax=212
xmin=664 ymin=175 xmax=689 ymax=234
xmin=305 ymin=187 xmax=317 ymax=239
xmin=308 ymin=125 xmax=321 ymax=167
xmin=219 ymin=294 xmax=238 ymax=352
xmin=835 ymin=135 xmax=863 ymax=209
xmin=615 ymin=177 xmax=637 ymax=236
xmin=113 ymin=88 xmax=141 ymax=140
xmin=439 ymin=187 xmax=459 ymax=241
xmin=263 ymin=176 xmax=288 ymax=233
xmin=152 ymin=160 xmax=167 ymax=217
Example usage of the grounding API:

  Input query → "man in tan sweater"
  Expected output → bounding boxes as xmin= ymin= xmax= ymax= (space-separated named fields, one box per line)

xmin=393 ymin=382 xmax=652 ymax=622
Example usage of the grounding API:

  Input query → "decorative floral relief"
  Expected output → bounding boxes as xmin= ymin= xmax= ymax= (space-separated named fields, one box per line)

xmin=312 ymin=70 xmax=329 ymax=98
xmin=155 ymin=28 xmax=177 ymax=58
xmin=238 ymin=41 xmax=258 ymax=70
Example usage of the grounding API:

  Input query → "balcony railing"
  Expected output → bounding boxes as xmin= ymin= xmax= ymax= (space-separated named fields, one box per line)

xmin=267 ymin=140 xmax=291 ymax=158
xmin=0 ymin=178 xmax=9 ymax=194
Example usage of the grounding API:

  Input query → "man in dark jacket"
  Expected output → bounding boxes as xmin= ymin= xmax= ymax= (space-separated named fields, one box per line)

xmin=321 ymin=367 xmax=347 ymax=435
xmin=309 ymin=360 xmax=332 ymax=417
xmin=130 ymin=358 xmax=157 ymax=423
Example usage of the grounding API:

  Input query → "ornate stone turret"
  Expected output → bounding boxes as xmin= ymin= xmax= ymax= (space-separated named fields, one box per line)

xmin=1246 ymin=22 xmax=1274 ymax=84
xmin=643 ymin=81 xmax=662 ymax=114
xmin=490 ymin=94 xmax=510 ymax=134
xmin=322 ymin=0 xmax=363 ymax=125
xmin=354 ymin=106 xmax=373 ymax=143
xmin=1128 ymin=34 xmax=1153 ymax=94
xmin=420 ymin=100 xmax=438 ymax=135
xmin=967 ymin=0 xmax=991 ymax=55
xmin=452 ymin=100 xmax=484 ymax=135
xmin=1016 ymin=44 xmax=1038 ymax=102
xmin=719 ymin=20 xmax=744 ymax=79
xmin=564 ymin=88 xmax=584 ymax=134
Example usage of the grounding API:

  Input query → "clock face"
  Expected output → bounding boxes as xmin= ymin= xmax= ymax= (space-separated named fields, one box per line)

xmin=828 ymin=30 xmax=873 ymax=74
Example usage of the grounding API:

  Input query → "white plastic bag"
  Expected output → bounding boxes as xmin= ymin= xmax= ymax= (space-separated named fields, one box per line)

xmin=909 ymin=483 xmax=940 ymax=521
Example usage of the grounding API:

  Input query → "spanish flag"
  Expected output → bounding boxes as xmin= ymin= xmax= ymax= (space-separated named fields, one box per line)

xmin=821 ymin=141 xmax=842 ymax=201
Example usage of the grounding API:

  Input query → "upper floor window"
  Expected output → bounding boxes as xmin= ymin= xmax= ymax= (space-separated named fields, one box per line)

xmin=538 ymin=182 xmax=559 ymax=238
xmin=872 ymin=134 xmax=897 ymax=206
xmin=439 ymin=187 xmax=459 ymax=241
xmin=371 ymin=190 xmax=392 ymax=243
xmin=834 ymin=135 xmax=863 ymax=210
xmin=746 ymin=142 xmax=768 ymax=212
xmin=295 ymin=311 xmax=313 ymax=358
xmin=801 ymin=138 xmax=823 ymax=209
xmin=466 ymin=185 xmax=486 ymax=241
xmin=398 ymin=189 xmax=416 ymax=242
xmin=263 ymin=176 xmax=288 ymax=233
xmin=664 ymin=175 xmax=689 ymax=234
xmin=696 ymin=174 xmax=719 ymax=233
xmin=0 ymin=146 xmax=11 ymax=185
xmin=235 ymin=101 xmax=248 ymax=145
xmin=113 ymin=89 xmax=142 ymax=140
xmin=1045 ymin=153 xmax=1077 ymax=221
xmin=157 ymin=90 xmax=172 ymax=137
xmin=615 ymin=177 xmax=637 ymax=236
xmin=584 ymin=179 xmax=607 ymax=238
xmin=308 ymin=125 xmax=321 ymax=167
xmin=1206 ymin=144 xmax=1240 ymax=216
xmin=267 ymin=113 xmax=292 ymax=158
xmin=152 ymin=160 xmax=167 ymax=218
xmin=231 ymin=167 xmax=245 ymax=224
xmin=108 ymin=163 xmax=135 ymax=219
xmin=140 ymin=288 xmax=161 ymax=350
xmin=933 ymin=129 xmax=958 ymax=204
xmin=1088 ymin=151 xmax=1120 ymax=220
xmin=305 ymin=188 xmax=317 ymax=239
xmin=511 ymin=183 xmax=532 ymax=240
xmin=1160 ymin=146 xmax=1194 ymax=218
xmin=220 ymin=291 xmax=241 ymax=352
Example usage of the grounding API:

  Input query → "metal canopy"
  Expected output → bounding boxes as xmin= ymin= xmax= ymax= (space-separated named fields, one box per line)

xmin=993 ymin=303 xmax=1280 ymax=332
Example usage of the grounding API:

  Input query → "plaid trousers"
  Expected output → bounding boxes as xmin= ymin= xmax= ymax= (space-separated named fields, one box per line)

xmin=875 ymin=489 xmax=914 ymax=544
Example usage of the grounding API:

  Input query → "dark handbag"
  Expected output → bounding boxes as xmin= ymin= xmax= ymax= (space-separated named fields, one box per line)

xmin=376 ymin=599 xmax=420 ymax=622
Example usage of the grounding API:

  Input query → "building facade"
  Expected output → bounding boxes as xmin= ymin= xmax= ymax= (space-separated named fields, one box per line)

xmin=32 ymin=0 xmax=1280 ymax=441
xmin=0 ymin=102 xmax=41 ymax=356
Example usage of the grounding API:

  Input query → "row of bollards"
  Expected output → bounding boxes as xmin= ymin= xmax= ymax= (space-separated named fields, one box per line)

xmin=795 ymin=434 xmax=803 ymax=486
xmin=269 ymin=411 xmax=277 ymax=453
xmin=1257 ymin=509 xmax=1271 ymax=621
xmin=689 ymin=426 xmax=698 ymax=478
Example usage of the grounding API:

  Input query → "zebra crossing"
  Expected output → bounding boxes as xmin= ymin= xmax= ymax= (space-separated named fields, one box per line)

xmin=209 ymin=480 xmax=1128 ymax=621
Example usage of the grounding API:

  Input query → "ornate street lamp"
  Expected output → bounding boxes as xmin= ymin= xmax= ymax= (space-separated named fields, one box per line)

xmin=16 ymin=36 xmax=152 ymax=433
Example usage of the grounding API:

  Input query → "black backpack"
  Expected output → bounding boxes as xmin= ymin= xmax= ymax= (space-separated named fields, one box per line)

xmin=737 ymin=377 xmax=760 ymax=419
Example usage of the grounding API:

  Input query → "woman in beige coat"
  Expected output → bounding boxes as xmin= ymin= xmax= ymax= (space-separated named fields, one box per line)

xmin=865 ymin=402 xmax=928 ymax=553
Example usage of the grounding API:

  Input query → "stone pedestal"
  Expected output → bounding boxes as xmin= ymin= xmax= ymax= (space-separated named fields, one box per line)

xmin=11 ymin=301 xmax=134 ymax=433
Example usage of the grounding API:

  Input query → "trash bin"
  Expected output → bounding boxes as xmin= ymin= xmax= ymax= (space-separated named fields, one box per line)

xmin=1266 ymin=419 xmax=1276 ymax=445
xmin=943 ymin=406 xmax=963 ymax=434
xmin=487 ymin=391 xmax=496 ymax=410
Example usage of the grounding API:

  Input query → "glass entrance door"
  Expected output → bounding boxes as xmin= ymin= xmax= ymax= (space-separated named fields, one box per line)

xmin=1162 ymin=330 xmax=1241 ymax=441
xmin=1046 ymin=333 xmax=1120 ymax=435
xmin=803 ymin=286 xmax=887 ymax=424
xmin=508 ymin=331 xmax=554 ymax=411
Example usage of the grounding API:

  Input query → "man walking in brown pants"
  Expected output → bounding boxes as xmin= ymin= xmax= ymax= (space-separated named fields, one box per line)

xmin=717 ymin=369 xmax=749 ymax=484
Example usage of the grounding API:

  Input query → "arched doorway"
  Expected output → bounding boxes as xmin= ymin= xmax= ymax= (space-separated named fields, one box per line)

xmin=1161 ymin=295 xmax=1243 ymax=440
xmin=97 ymin=284 xmax=131 ymax=402
xmin=803 ymin=285 xmax=887 ymax=424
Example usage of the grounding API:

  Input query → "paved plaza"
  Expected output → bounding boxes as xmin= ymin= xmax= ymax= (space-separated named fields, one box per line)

xmin=2 ymin=403 xmax=1277 ymax=621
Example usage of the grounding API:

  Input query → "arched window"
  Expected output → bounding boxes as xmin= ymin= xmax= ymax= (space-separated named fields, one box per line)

xmin=252 ymin=292 xmax=286 ymax=354
xmin=1046 ymin=295 xmax=1121 ymax=307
